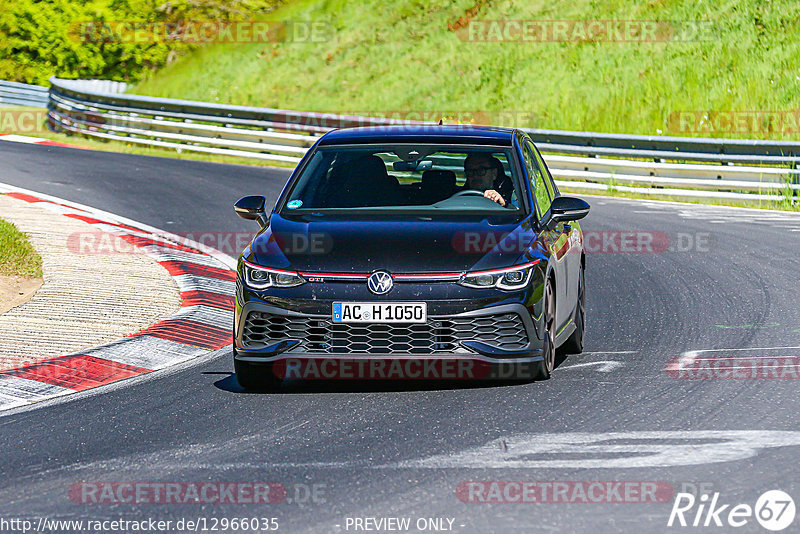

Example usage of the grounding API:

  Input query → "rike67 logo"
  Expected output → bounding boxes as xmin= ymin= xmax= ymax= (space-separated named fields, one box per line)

xmin=668 ymin=490 xmax=796 ymax=531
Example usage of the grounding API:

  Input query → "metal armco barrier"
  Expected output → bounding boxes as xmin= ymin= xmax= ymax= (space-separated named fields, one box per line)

xmin=0 ymin=81 xmax=49 ymax=107
xmin=45 ymin=77 xmax=800 ymax=201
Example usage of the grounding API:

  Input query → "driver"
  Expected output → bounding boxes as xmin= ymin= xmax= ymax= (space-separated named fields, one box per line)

xmin=462 ymin=154 xmax=513 ymax=207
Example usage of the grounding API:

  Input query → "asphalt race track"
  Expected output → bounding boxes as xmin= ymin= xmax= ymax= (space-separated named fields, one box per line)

xmin=2 ymin=142 xmax=800 ymax=533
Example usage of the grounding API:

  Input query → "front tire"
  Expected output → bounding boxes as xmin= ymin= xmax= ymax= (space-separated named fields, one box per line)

xmin=534 ymin=280 xmax=556 ymax=380
xmin=561 ymin=264 xmax=585 ymax=354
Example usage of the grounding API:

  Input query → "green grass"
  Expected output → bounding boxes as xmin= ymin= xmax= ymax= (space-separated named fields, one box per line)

xmin=133 ymin=0 xmax=800 ymax=140
xmin=0 ymin=216 xmax=42 ymax=277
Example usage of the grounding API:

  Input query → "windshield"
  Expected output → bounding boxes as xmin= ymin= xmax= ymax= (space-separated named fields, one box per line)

xmin=281 ymin=144 xmax=524 ymax=215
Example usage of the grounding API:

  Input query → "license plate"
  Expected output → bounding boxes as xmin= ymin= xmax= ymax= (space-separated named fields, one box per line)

xmin=332 ymin=302 xmax=427 ymax=323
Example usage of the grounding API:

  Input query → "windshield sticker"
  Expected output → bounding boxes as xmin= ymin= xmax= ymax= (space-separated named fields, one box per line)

xmin=287 ymin=200 xmax=303 ymax=209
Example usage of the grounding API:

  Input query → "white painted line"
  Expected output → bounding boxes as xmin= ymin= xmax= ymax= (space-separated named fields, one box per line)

xmin=691 ymin=355 xmax=800 ymax=361
xmin=147 ymin=248 xmax=233 ymax=269
xmin=0 ymin=183 xmax=239 ymax=415
xmin=173 ymin=305 xmax=233 ymax=330
xmin=173 ymin=274 xmax=235 ymax=295
xmin=581 ymin=351 xmax=637 ymax=355
xmin=0 ymin=134 xmax=48 ymax=144
xmin=0 ymin=182 xmax=238 ymax=269
xmin=78 ymin=336 xmax=205 ymax=370
xmin=0 ymin=346 xmax=230 ymax=418
xmin=396 ymin=431 xmax=800 ymax=469
xmin=211 ymin=430 xmax=800 ymax=470
xmin=559 ymin=361 xmax=624 ymax=372
xmin=686 ymin=346 xmax=800 ymax=355
xmin=671 ymin=346 xmax=800 ymax=372
xmin=0 ymin=394 xmax=29 ymax=410
xmin=0 ymin=375 xmax=74 ymax=399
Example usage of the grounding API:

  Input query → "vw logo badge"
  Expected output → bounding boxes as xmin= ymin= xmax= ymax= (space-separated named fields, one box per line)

xmin=367 ymin=271 xmax=393 ymax=295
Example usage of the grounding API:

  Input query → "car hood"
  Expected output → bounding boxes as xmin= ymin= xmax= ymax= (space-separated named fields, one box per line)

xmin=250 ymin=214 xmax=538 ymax=273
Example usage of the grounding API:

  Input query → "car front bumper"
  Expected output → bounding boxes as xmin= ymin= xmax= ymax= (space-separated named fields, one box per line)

xmin=234 ymin=299 xmax=545 ymax=365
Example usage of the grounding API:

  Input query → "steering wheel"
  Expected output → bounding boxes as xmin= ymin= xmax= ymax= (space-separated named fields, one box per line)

xmin=450 ymin=189 xmax=486 ymax=198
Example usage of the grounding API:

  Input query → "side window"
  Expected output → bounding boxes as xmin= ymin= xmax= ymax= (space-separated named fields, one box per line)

xmin=532 ymin=144 xmax=557 ymax=199
xmin=523 ymin=141 xmax=552 ymax=218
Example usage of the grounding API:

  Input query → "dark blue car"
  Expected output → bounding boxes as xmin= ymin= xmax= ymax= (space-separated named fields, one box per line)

xmin=233 ymin=125 xmax=589 ymax=389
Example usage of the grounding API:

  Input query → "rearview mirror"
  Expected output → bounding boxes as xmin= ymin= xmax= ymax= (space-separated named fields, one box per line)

xmin=234 ymin=195 xmax=268 ymax=228
xmin=393 ymin=160 xmax=433 ymax=172
xmin=548 ymin=196 xmax=590 ymax=226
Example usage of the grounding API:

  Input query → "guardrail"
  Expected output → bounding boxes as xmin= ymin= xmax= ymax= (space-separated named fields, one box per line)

xmin=0 ymin=81 xmax=49 ymax=107
xmin=45 ymin=77 xmax=799 ymax=202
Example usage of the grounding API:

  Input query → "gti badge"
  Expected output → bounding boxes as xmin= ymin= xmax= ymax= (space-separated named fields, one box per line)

xmin=367 ymin=271 xmax=393 ymax=295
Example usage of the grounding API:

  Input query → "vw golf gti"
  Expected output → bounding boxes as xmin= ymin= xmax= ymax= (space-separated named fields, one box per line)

xmin=233 ymin=125 xmax=589 ymax=389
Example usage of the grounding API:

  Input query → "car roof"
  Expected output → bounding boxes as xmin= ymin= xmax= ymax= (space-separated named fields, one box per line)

xmin=317 ymin=125 xmax=517 ymax=147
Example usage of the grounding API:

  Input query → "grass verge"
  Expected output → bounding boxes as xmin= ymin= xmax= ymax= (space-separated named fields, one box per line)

xmin=133 ymin=0 xmax=800 ymax=140
xmin=0 ymin=216 xmax=42 ymax=277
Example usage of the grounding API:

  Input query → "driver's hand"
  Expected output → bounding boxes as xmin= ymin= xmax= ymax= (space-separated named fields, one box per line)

xmin=484 ymin=189 xmax=505 ymax=206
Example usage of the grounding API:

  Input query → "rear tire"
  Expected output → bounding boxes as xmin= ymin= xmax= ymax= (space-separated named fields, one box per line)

xmin=534 ymin=280 xmax=556 ymax=381
xmin=561 ymin=264 xmax=585 ymax=354
xmin=234 ymin=356 xmax=281 ymax=391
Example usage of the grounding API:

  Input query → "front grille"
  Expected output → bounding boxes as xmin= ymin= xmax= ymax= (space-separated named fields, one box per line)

xmin=242 ymin=311 xmax=529 ymax=354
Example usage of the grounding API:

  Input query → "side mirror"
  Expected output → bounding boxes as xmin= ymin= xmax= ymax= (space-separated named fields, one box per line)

xmin=234 ymin=195 xmax=268 ymax=228
xmin=548 ymin=196 xmax=590 ymax=226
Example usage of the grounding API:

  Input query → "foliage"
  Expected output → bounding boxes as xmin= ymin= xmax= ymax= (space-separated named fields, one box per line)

xmin=0 ymin=0 xmax=281 ymax=84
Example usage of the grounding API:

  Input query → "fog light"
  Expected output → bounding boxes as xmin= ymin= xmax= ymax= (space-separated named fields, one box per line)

xmin=274 ymin=273 xmax=300 ymax=287
xmin=473 ymin=274 xmax=495 ymax=287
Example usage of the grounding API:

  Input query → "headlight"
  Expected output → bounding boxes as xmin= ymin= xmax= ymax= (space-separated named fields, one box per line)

xmin=459 ymin=260 xmax=539 ymax=290
xmin=242 ymin=259 xmax=306 ymax=289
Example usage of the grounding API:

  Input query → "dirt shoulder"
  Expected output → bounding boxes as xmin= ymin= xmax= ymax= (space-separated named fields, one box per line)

xmin=0 ymin=275 xmax=42 ymax=315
